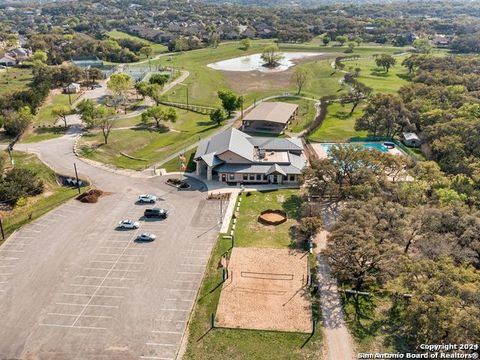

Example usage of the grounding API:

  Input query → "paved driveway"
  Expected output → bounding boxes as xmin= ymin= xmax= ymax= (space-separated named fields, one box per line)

xmin=0 ymin=134 xmax=225 ymax=359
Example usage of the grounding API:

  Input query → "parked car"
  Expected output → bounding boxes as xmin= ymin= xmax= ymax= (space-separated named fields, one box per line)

xmin=144 ymin=208 xmax=168 ymax=219
xmin=137 ymin=194 xmax=157 ymax=204
xmin=136 ymin=233 xmax=156 ymax=242
xmin=92 ymin=84 xmax=102 ymax=89
xmin=117 ymin=219 xmax=140 ymax=229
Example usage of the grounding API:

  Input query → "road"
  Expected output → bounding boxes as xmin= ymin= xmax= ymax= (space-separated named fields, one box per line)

xmin=0 ymin=133 xmax=226 ymax=360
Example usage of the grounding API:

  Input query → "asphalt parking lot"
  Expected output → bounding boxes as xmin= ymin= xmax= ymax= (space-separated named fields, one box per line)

xmin=0 ymin=178 xmax=224 ymax=360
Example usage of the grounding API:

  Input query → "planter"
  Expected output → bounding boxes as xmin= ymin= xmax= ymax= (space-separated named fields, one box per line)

xmin=258 ymin=209 xmax=287 ymax=226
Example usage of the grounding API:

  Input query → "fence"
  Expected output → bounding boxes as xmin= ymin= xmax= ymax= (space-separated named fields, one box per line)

xmin=158 ymin=100 xmax=215 ymax=115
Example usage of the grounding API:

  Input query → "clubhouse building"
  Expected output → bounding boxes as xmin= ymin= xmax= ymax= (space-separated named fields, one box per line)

xmin=194 ymin=128 xmax=307 ymax=184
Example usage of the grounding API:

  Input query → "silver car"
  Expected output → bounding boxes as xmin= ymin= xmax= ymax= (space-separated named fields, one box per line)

xmin=137 ymin=194 xmax=157 ymax=204
xmin=117 ymin=219 xmax=140 ymax=229
xmin=136 ymin=233 xmax=156 ymax=242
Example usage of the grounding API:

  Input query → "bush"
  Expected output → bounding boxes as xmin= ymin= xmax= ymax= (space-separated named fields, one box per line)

xmin=0 ymin=168 xmax=44 ymax=205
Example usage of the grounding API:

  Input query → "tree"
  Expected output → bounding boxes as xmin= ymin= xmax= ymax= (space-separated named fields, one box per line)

xmin=210 ymin=108 xmax=226 ymax=126
xmin=340 ymin=81 xmax=372 ymax=115
xmin=322 ymin=36 xmax=331 ymax=46
xmin=76 ymin=99 xmax=96 ymax=124
xmin=91 ymin=105 xmax=116 ymax=144
xmin=346 ymin=42 xmax=356 ymax=53
xmin=389 ymin=257 xmax=480 ymax=346
xmin=0 ymin=168 xmax=44 ymax=205
xmin=402 ymin=55 xmax=424 ymax=74
xmin=134 ymin=81 xmax=150 ymax=99
xmin=413 ymin=37 xmax=433 ymax=54
xmin=32 ymin=50 xmax=48 ymax=64
xmin=2 ymin=106 xmax=33 ymax=137
xmin=51 ymin=105 xmax=71 ymax=128
xmin=217 ymin=90 xmax=243 ymax=117
xmin=292 ymin=67 xmax=310 ymax=95
xmin=299 ymin=216 xmax=323 ymax=239
xmin=356 ymin=93 xmax=412 ymax=137
xmin=375 ymin=54 xmax=396 ymax=73
xmin=149 ymin=73 xmax=169 ymax=86
xmin=261 ymin=45 xmax=284 ymax=67
xmin=146 ymin=84 xmax=163 ymax=105
xmin=240 ymin=38 xmax=251 ymax=51
xmin=139 ymin=45 xmax=153 ymax=59
xmin=141 ymin=105 xmax=177 ymax=129
xmin=107 ymin=73 xmax=133 ymax=112
xmin=336 ymin=35 xmax=348 ymax=46
xmin=174 ymin=36 xmax=189 ymax=52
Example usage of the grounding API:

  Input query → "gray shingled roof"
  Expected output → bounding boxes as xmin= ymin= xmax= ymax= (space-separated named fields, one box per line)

xmin=248 ymin=137 xmax=303 ymax=151
xmin=267 ymin=163 xmax=286 ymax=176
xmin=215 ymin=163 xmax=304 ymax=175
xmin=194 ymin=128 xmax=254 ymax=162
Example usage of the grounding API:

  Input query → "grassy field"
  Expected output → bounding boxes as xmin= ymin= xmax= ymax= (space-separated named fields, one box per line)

xmin=0 ymin=151 xmax=79 ymax=244
xmin=78 ymin=107 xmax=218 ymax=170
xmin=34 ymin=92 xmax=80 ymax=126
xmin=151 ymin=41 xmax=408 ymax=108
xmin=234 ymin=190 xmax=303 ymax=248
xmin=107 ymin=30 xmax=168 ymax=56
xmin=0 ymin=67 xmax=32 ymax=96
xmin=183 ymin=189 xmax=323 ymax=359
xmin=307 ymin=102 xmax=367 ymax=142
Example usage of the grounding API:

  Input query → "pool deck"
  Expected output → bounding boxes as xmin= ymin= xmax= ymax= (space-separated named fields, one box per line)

xmin=310 ymin=142 xmax=405 ymax=159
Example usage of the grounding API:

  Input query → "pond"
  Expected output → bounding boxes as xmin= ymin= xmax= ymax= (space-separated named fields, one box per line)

xmin=207 ymin=52 xmax=324 ymax=72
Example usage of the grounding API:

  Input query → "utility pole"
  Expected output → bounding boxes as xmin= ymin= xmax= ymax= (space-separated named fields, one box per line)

xmin=73 ymin=163 xmax=81 ymax=194
xmin=68 ymin=91 xmax=72 ymax=105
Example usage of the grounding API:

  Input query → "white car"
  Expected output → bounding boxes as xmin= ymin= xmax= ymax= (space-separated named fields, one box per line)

xmin=117 ymin=219 xmax=140 ymax=229
xmin=137 ymin=194 xmax=157 ymax=204
xmin=136 ymin=233 xmax=156 ymax=242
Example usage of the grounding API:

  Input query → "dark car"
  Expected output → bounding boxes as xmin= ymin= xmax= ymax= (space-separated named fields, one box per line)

xmin=144 ymin=208 xmax=168 ymax=219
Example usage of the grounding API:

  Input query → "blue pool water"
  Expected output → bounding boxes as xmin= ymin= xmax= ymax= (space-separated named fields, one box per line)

xmin=321 ymin=142 xmax=389 ymax=153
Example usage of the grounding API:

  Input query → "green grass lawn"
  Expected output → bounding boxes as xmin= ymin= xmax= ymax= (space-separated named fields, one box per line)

xmin=307 ymin=102 xmax=367 ymax=142
xmin=0 ymin=67 xmax=33 ymax=96
xmin=107 ymin=30 xmax=168 ymax=56
xmin=34 ymin=92 xmax=81 ymax=126
xmin=151 ymin=41 xmax=409 ymax=108
xmin=0 ymin=151 xmax=79 ymax=244
xmin=78 ymin=107 xmax=218 ymax=170
xmin=234 ymin=189 xmax=303 ymax=248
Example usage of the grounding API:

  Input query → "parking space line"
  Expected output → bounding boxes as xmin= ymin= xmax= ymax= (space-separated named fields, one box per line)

xmin=0 ymin=265 xmax=14 ymax=268
xmin=60 ymin=293 xmax=124 ymax=299
xmin=165 ymin=298 xmax=193 ymax=302
xmin=0 ymin=249 xmax=24 ymax=253
xmin=39 ymin=323 xmax=107 ymax=330
xmin=140 ymin=356 xmax=173 ymax=360
xmin=167 ymin=289 xmax=195 ymax=293
xmin=173 ymin=280 xmax=195 ymax=284
xmin=146 ymin=343 xmax=176 ymax=347
xmin=70 ymin=284 xmax=131 ymax=289
xmin=176 ymin=271 xmax=201 ymax=275
xmin=0 ymin=257 xmax=19 ymax=261
xmin=156 ymin=319 xmax=186 ymax=323
xmin=152 ymin=330 xmax=182 ymax=334
xmin=0 ymin=273 xmax=13 ymax=276
xmin=56 ymin=302 xmax=119 ymax=309
xmin=184 ymin=256 xmax=204 ymax=260
xmin=157 ymin=308 xmax=189 ymax=312
xmin=76 ymin=275 xmax=135 ymax=281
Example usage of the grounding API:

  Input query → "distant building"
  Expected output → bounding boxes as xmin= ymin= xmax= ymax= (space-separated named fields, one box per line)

xmin=432 ymin=34 xmax=451 ymax=48
xmin=402 ymin=132 xmax=421 ymax=147
xmin=64 ymin=83 xmax=81 ymax=94
xmin=0 ymin=54 xmax=17 ymax=66
xmin=194 ymin=128 xmax=306 ymax=184
xmin=7 ymin=47 xmax=31 ymax=62
xmin=242 ymin=102 xmax=298 ymax=134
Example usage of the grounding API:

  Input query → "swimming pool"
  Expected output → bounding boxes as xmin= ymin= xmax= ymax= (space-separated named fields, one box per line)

xmin=321 ymin=142 xmax=389 ymax=153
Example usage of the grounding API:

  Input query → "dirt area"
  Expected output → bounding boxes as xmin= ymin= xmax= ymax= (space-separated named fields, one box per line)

xmin=259 ymin=212 xmax=286 ymax=223
xmin=216 ymin=247 xmax=312 ymax=333
xmin=223 ymin=54 xmax=330 ymax=94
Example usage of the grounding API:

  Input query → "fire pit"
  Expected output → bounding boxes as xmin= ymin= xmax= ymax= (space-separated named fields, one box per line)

xmin=258 ymin=209 xmax=287 ymax=225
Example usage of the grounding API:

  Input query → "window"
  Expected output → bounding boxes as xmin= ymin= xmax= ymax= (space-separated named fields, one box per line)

xmin=256 ymin=174 xmax=262 ymax=181
xmin=249 ymin=174 xmax=255 ymax=181
xmin=243 ymin=174 xmax=248 ymax=181
xmin=289 ymin=175 xmax=296 ymax=181
xmin=263 ymin=174 xmax=267 ymax=180
xmin=229 ymin=174 xmax=235 ymax=180
xmin=283 ymin=175 xmax=288 ymax=181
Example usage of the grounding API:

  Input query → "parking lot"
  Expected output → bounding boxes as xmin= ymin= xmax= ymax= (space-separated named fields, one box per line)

xmin=0 ymin=178 xmax=224 ymax=360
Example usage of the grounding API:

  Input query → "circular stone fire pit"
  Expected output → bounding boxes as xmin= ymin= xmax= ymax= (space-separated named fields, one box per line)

xmin=258 ymin=209 xmax=288 ymax=226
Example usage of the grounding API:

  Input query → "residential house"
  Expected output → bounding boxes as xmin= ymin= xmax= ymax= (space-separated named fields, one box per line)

xmin=241 ymin=102 xmax=298 ymax=134
xmin=194 ymin=128 xmax=307 ymax=184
